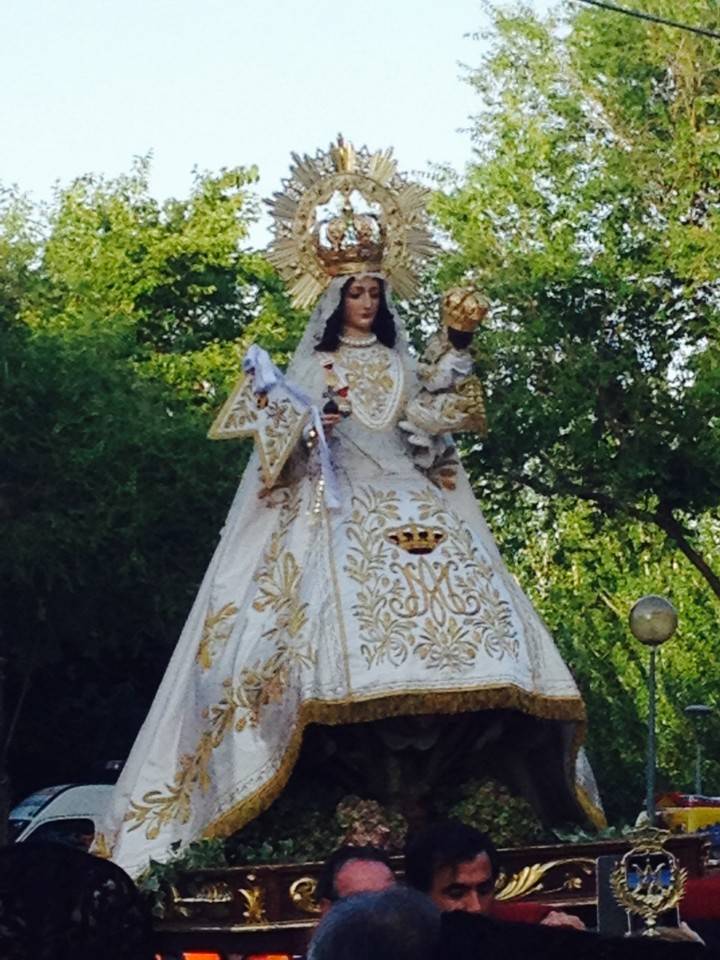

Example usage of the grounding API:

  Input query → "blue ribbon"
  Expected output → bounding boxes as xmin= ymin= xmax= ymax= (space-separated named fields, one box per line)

xmin=243 ymin=345 xmax=340 ymax=510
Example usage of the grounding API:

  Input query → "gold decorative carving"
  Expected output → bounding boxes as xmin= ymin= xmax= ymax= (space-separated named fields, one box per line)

xmin=443 ymin=287 xmax=490 ymax=333
xmin=170 ymin=880 xmax=234 ymax=918
xmin=610 ymin=828 xmax=687 ymax=936
xmin=239 ymin=873 xmax=269 ymax=924
xmin=495 ymin=858 xmax=596 ymax=901
xmin=289 ymin=876 xmax=322 ymax=915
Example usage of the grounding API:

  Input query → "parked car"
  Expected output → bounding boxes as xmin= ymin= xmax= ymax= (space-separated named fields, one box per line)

xmin=9 ymin=783 xmax=113 ymax=849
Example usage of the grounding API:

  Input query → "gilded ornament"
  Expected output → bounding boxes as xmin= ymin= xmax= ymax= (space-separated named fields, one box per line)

xmin=331 ymin=342 xmax=405 ymax=431
xmin=289 ymin=877 xmax=322 ymax=916
xmin=609 ymin=828 xmax=687 ymax=936
xmin=169 ymin=880 xmax=234 ymax=919
xmin=267 ymin=135 xmax=437 ymax=307
xmin=495 ymin=858 xmax=595 ymax=901
xmin=239 ymin=874 xmax=269 ymax=924
xmin=442 ymin=286 xmax=490 ymax=333
xmin=123 ymin=490 xmax=315 ymax=840
xmin=345 ymin=487 xmax=518 ymax=670
xmin=196 ymin=603 xmax=239 ymax=670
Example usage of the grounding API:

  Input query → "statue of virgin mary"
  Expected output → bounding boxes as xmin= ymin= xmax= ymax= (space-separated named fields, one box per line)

xmin=97 ymin=139 xmax=604 ymax=876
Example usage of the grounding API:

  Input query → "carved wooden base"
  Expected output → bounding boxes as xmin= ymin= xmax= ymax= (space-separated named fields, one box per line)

xmin=154 ymin=835 xmax=709 ymax=956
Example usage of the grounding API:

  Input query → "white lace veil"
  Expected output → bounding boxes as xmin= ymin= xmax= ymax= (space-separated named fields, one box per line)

xmin=284 ymin=272 xmax=414 ymax=401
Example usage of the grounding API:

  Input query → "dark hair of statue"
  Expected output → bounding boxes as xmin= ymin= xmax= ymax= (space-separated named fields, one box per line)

xmin=314 ymin=277 xmax=397 ymax=352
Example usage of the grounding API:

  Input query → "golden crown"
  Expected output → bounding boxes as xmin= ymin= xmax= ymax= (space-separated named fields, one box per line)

xmin=385 ymin=523 xmax=447 ymax=555
xmin=442 ymin=287 xmax=490 ymax=333
xmin=315 ymin=207 xmax=385 ymax=276
xmin=267 ymin=136 xmax=437 ymax=308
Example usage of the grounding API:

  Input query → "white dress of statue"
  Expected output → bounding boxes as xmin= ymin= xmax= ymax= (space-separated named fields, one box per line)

xmin=96 ymin=139 xmax=603 ymax=876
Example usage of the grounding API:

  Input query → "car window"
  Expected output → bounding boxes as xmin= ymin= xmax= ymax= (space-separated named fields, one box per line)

xmin=10 ymin=785 xmax=72 ymax=820
xmin=25 ymin=818 xmax=96 ymax=851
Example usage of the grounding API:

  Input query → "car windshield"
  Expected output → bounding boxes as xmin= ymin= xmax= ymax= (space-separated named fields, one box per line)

xmin=10 ymin=785 xmax=71 ymax=821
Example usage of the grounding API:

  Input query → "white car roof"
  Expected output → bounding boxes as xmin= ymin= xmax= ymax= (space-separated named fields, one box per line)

xmin=11 ymin=784 xmax=113 ymax=821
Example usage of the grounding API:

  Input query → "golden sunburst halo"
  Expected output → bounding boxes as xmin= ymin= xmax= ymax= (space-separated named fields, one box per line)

xmin=266 ymin=135 xmax=437 ymax=308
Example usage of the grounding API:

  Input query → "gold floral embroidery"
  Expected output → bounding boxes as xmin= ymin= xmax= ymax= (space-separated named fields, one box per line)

xmin=345 ymin=488 xmax=415 ymax=665
xmin=124 ymin=706 xmax=231 ymax=838
xmin=345 ymin=486 xmax=518 ymax=670
xmin=209 ymin=377 xmax=308 ymax=487
xmin=415 ymin=617 xmax=481 ymax=671
xmin=124 ymin=490 xmax=314 ymax=840
xmin=336 ymin=343 xmax=404 ymax=430
xmin=196 ymin=603 xmax=239 ymax=670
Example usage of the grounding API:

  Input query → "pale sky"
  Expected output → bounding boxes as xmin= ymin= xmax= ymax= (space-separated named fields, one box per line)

xmin=1 ymin=0 xmax=557 ymax=244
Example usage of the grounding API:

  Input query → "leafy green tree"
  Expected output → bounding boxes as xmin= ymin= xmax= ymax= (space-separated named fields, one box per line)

xmin=0 ymin=162 xmax=303 ymax=801
xmin=490 ymin=493 xmax=720 ymax=821
xmin=434 ymin=1 xmax=720 ymax=598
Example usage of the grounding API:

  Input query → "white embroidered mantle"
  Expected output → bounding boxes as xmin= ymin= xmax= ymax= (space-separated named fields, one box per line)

xmin=97 ymin=326 xmax=602 ymax=876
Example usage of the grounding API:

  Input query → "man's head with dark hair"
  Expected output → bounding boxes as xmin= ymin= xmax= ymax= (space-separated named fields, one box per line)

xmin=315 ymin=845 xmax=395 ymax=914
xmin=404 ymin=820 xmax=499 ymax=915
xmin=309 ymin=887 xmax=439 ymax=960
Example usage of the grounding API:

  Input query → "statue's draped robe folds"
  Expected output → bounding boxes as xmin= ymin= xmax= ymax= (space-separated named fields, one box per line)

xmin=99 ymin=283 xmax=603 ymax=875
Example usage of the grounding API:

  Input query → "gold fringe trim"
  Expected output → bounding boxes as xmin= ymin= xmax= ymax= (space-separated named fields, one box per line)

xmin=575 ymin=783 xmax=607 ymax=830
xmin=204 ymin=685 xmax=601 ymax=840
xmin=565 ymin=721 xmax=607 ymax=830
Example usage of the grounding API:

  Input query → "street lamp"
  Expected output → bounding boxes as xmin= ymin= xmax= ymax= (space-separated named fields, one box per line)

xmin=629 ymin=595 xmax=678 ymax=824
xmin=684 ymin=704 xmax=713 ymax=795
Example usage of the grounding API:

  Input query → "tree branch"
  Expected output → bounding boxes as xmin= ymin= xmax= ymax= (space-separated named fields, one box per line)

xmin=653 ymin=503 xmax=720 ymax=602
xmin=506 ymin=471 xmax=720 ymax=602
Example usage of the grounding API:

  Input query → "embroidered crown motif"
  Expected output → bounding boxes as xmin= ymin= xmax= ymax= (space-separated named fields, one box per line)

xmin=385 ymin=523 xmax=447 ymax=555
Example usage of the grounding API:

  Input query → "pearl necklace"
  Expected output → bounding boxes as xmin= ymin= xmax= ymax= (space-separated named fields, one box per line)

xmin=338 ymin=333 xmax=378 ymax=348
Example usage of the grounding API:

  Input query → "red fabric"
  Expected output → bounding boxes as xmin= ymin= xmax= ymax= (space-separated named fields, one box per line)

xmin=489 ymin=900 xmax=551 ymax=924
xmin=488 ymin=873 xmax=720 ymax=924
xmin=680 ymin=874 xmax=720 ymax=921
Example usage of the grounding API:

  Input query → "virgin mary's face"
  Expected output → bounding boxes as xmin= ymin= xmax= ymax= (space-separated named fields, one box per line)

xmin=342 ymin=277 xmax=381 ymax=336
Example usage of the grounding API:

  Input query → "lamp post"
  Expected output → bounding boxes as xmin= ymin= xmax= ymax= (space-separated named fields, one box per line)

xmin=629 ymin=595 xmax=678 ymax=824
xmin=684 ymin=704 xmax=713 ymax=795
